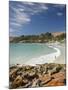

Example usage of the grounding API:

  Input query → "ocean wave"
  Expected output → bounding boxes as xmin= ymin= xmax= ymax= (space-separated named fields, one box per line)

xmin=25 ymin=45 xmax=61 ymax=65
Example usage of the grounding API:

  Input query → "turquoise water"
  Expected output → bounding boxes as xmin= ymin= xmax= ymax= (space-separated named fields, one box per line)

xmin=10 ymin=43 xmax=56 ymax=65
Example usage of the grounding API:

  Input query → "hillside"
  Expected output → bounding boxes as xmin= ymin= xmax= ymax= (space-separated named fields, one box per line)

xmin=52 ymin=32 xmax=65 ymax=37
xmin=9 ymin=32 xmax=66 ymax=43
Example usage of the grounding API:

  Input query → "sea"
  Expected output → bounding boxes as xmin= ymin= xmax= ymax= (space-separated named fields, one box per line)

xmin=10 ymin=43 xmax=57 ymax=65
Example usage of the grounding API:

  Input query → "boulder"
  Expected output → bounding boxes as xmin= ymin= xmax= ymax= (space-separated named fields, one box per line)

xmin=24 ymin=71 xmax=39 ymax=80
xmin=48 ymin=65 xmax=62 ymax=75
xmin=46 ymin=78 xmax=65 ymax=86
xmin=9 ymin=69 xmax=18 ymax=81
xmin=39 ymin=74 xmax=54 ymax=86
xmin=46 ymin=72 xmax=66 ymax=86
xmin=22 ymin=82 xmax=32 ymax=88
xmin=32 ymin=78 xmax=41 ymax=87
xmin=9 ymin=63 xmax=66 ymax=88
xmin=12 ymin=75 xmax=22 ymax=88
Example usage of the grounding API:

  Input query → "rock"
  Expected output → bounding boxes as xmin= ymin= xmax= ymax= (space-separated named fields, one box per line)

xmin=10 ymin=65 xmax=17 ymax=70
xmin=12 ymin=75 xmax=22 ymax=88
xmin=24 ymin=72 xmax=39 ymax=80
xmin=39 ymin=74 xmax=54 ymax=86
xmin=32 ymin=78 xmax=41 ymax=87
xmin=60 ymin=65 xmax=66 ymax=72
xmin=10 ymin=69 xmax=17 ymax=76
xmin=22 ymin=82 xmax=32 ymax=88
xmin=47 ymin=63 xmax=56 ymax=70
xmin=43 ymin=67 xmax=48 ymax=74
xmin=48 ymin=65 xmax=62 ymax=75
xmin=21 ymin=72 xmax=28 ymax=78
xmin=46 ymin=78 xmax=65 ymax=86
xmin=37 ymin=64 xmax=48 ymax=74
xmin=41 ymin=77 xmax=53 ymax=85
xmin=52 ymin=72 xmax=65 ymax=80
xmin=9 ymin=63 xmax=66 ymax=88
xmin=22 ymin=78 xmax=28 ymax=84
xmin=9 ymin=69 xmax=18 ymax=81
xmin=46 ymin=72 xmax=66 ymax=86
xmin=28 ymin=72 xmax=36 ymax=77
xmin=16 ymin=71 xmax=23 ymax=75
xmin=25 ymin=65 xmax=34 ymax=70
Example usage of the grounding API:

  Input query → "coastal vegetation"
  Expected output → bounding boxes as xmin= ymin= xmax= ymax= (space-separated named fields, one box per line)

xmin=10 ymin=32 xmax=66 ymax=43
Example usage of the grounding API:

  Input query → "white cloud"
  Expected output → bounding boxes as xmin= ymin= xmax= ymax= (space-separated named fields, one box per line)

xmin=19 ymin=8 xmax=25 ymax=12
xmin=9 ymin=2 xmax=49 ymax=33
xmin=57 ymin=12 xmax=63 ymax=16
xmin=10 ymin=28 xmax=14 ymax=33
xmin=10 ymin=22 xmax=22 ymax=27
xmin=53 ymin=4 xmax=65 ymax=9
xmin=10 ymin=6 xmax=31 ymax=28
xmin=39 ymin=3 xmax=48 ymax=10
xmin=22 ymin=2 xmax=35 ymax=6
xmin=16 ymin=12 xmax=31 ymax=25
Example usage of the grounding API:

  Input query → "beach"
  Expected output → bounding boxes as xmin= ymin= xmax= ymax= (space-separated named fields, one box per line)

xmin=9 ymin=1 xmax=66 ymax=88
xmin=10 ymin=43 xmax=65 ymax=66
xmin=53 ymin=44 xmax=66 ymax=64
xmin=23 ymin=43 xmax=65 ymax=65
xmin=10 ymin=43 xmax=57 ymax=65
xmin=9 ymin=43 xmax=66 ymax=88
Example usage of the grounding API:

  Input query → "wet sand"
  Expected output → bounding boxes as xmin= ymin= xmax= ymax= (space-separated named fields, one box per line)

xmin=53 ymin=44 xmax=66 ymax=64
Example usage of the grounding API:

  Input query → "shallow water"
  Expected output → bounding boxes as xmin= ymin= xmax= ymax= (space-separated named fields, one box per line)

xmin=10 ymin=43 xmax=56 ymax=65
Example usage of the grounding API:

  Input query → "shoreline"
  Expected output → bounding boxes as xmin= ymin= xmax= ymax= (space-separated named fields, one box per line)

xmin=22 ymin=44 xmax=61 ymax=66
xmin=9 ymin=43 xmax=66 ymax=88
xmin=10 ymin=43 xmax=65 ymax=66
xmin=53 ymin=44 xmax=65 ymax=64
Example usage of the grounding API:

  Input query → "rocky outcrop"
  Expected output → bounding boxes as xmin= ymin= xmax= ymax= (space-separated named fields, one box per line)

xmin=12 ymin=75 xmax=23 ymax=88
xmin=9 ymin=63 xmax=66 ymax=88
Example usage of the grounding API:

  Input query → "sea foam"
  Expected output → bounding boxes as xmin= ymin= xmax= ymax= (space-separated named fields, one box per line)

xmin=25 ymin=45 xmax=61 ymax=65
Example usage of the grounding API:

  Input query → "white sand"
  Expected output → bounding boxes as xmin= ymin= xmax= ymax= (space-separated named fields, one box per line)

xmin=24 ymin=44 xmax=65 ymax=66
xmin=53 ymin=44 xmax=66 ymax=64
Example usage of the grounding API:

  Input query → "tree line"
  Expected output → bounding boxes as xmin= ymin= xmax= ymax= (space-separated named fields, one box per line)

xmin=10 ymin=32 xmax=66 ymax=43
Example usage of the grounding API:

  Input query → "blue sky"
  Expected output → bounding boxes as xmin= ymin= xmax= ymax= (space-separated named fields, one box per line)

xmin=9 ymin=1 xmax=66 ymax=36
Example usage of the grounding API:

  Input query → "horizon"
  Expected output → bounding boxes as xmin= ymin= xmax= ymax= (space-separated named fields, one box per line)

xmin=9 ymin=31 xmax=66 ymax=38
xmin=10 ymin=31 xmax=65 ymax=37
xmin=9 ymin=1 xmax=66 ymax=37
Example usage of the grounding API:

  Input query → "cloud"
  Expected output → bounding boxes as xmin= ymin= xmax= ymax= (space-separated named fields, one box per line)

xmin=22 ymin=3 xmax=48 ymax=15
xmin=22 ymin=2 xmax=35 ymax=6
xmin=39 ymin=3 xmax=48 ymax=10
xmin=53 ymin=4 xmax=65 ymax=9
xmin=9 ymin=2 xmax=49 ymax=32
xmin=10 ymin=28 xmax=14 ymax=33
xmin=16 ymin=12 xmax=31 ymax=24
xmin=11 ymin=22 xmax=22 ymax=26
xmin=57 ymin=12 xmax=63 ymax=16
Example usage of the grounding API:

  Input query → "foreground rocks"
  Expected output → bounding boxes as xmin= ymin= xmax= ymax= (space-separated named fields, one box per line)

xmin=9 ymin=63 xmax=66 ymax=88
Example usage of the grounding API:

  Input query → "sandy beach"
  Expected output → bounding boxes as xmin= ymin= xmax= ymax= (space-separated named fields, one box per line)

xmin=23 ymin=43 xmax=66 ymax=65
xmin=53 ymin=43 xmax=66 ymax=64
xmin=10 ymin=43 xmax=66 ymax=66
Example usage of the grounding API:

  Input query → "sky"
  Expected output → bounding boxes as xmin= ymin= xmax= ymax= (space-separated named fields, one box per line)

xmin=9 ymin=1 xmax=66 ymax=36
